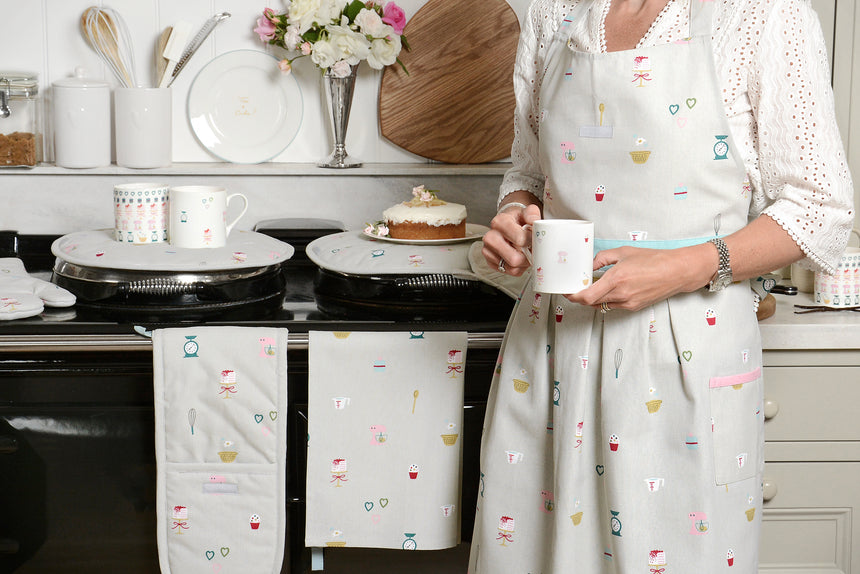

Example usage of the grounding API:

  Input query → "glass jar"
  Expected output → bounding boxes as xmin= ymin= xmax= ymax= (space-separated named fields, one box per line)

xmin=0 ymin=72 xmax=39 ymax=167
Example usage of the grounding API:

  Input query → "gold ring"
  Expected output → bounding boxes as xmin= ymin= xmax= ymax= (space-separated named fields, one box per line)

xmin=600 ymin=302 xmax=611 ymax=313
xmin=498 ymin=258 xmax=506 ymax=273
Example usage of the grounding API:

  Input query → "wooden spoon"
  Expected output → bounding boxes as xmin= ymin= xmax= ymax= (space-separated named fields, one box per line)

xmin=155 ymin=26 xmax=172 ymax=88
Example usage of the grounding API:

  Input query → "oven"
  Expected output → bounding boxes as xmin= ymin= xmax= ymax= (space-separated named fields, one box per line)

xmin=0 ymin=229 xmax=510 ymax=573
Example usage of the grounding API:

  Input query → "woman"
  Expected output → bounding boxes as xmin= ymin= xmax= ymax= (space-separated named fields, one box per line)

xmin=470 ymin=0 xmax=854 ymax=572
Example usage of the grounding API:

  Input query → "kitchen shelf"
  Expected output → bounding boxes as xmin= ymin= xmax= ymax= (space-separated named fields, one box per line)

xmin=2 ymin=162 xmax=513 ymax=177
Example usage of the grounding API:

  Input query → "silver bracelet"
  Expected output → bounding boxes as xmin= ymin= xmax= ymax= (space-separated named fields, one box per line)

xmin=497 ymin=202 xmax=529 ymax=214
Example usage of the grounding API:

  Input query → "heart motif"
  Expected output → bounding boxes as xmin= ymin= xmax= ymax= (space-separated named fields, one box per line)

xmin=682 ymin=350 xmax=693 ymax=362
xmin=677 ymin=117 xmax=688 ymax=128
xmin=669 ymin=104 xmax=680 ymax=115
xmin=371 ymin=514 xmax=382 ymax=524
xmin=220 ymin=547 xmax=230 ymax=558
xmin=364 ymin=501 xmax=374 ymax=512
xmin=269 ymin=411 xmax=278 ymax=421
xmin=686 ymin=97 xmax=697 ymax=109
xmin=596 ymin=465 xmax=605 ymax=476
xmin=206 ymin=550 xmax=215 ymax=561
xmin=379 ymin=498 xmax=389 ymax=508
xmin=254 ymin=414 xmax=264 ymax=424
xmin=213 ymin=565 xmax=222 ymax=574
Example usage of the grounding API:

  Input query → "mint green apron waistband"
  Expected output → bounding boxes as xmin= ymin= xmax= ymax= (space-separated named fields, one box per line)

xmin=594 ymin=236 xmax=720 ymax=253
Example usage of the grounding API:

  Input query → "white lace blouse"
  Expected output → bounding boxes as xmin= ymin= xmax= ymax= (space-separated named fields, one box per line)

xmin=501 ymin=0 xmax=855 ymax=274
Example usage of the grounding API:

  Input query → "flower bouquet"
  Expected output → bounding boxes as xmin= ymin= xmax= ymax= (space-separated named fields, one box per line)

xmin=254 ymin=0 xmax=409 ymax=77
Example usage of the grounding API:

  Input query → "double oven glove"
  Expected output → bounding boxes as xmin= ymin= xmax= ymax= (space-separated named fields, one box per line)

xmin=0 ymin=258 xmax=76 ymax=320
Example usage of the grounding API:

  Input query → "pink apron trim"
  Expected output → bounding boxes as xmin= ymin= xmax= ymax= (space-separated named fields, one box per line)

xmin=708 ymin=366 xmax=762 ymax=389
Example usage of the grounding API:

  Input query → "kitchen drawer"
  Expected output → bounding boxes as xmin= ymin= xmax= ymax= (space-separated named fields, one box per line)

xmin=760 ymin=462 xmax=860 ymax=574
xmin=763 ymin=367 xmax=860 ymax=442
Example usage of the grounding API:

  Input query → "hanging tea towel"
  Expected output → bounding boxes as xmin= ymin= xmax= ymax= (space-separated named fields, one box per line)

xmin=152 ymin=326 xmax=288 ymax=574
xmin=305 ymin=330 xmax=468 ymax=551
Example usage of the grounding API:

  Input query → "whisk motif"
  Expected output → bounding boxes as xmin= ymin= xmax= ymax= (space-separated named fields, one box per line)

xmin=80 ymin=6 xmax=137 ymax=88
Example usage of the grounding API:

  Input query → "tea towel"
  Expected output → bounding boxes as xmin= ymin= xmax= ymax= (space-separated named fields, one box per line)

xmin=152 ymin=326 xmax=288 ymax=574
xmin=305 ymin=330 xmax=468 ymax=550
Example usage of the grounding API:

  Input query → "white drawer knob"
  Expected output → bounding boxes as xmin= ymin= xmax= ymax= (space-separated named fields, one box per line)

xmin=763 ymin=399 xmax=779 ymax=420
xmin=762 ymin=478 xmax=778 ymax=502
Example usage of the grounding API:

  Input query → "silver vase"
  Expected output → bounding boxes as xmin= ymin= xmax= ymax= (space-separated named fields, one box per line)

xmin=318 ymin=65 xmax=361 ymax=168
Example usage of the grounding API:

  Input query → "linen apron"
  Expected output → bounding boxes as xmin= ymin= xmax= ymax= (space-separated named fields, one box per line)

xmin=468 ymin=2 xmax=764 ymax=573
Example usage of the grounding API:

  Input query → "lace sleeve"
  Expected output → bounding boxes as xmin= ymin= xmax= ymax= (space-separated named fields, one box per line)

xmin=498 ymin=0 xmax=571 ymax=207
xmin=750 ymin=0 xmax=855 ymax=274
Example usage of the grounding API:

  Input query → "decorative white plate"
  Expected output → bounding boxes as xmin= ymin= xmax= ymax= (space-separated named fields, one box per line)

xmin=362 ymin=223 xmax=489 ymax=245
xmin=188 ymin=50 xmax=303 ymax=163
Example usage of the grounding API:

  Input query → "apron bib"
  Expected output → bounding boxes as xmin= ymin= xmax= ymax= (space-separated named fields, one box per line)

xmin=469 ymin=2 xmax=765 ymax=573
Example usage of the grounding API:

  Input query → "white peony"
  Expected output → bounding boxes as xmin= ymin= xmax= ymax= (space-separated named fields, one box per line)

xmin=367 ymin=33 xmax=401 ymax=69
xmin=327 ymin=20 xmax=371 ymax=66
xmin=354 ymin=8 xmax=386 ymax=37
xmin=284 ymin=25 xmax=302 ymax=51
xmin=310 ymin=38 xmax=340 ymax=69
xmin=315 ymin=0 xmax=349 ymax=24
xmin=288 ymin=0 xmax=323 ymax=34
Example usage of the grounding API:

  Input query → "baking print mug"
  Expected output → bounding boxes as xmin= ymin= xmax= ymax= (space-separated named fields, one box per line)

xmin=113 ymin=182 xmax=169 ymax=244
xmin=168 ymin=185 xmax=249 ymax=249
xmin=527 ymin=219 xmax=594 ymax=294
xmin=813 ymin=228 xmax=860 ymax=307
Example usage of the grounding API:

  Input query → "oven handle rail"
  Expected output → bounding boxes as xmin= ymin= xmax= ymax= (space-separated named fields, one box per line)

xmin=0 ymin=332 xmax=506 ymax=352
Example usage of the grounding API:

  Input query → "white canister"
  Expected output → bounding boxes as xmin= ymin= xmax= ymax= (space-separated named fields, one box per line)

xmin=52 ymin=68 xmax=110 ymax=168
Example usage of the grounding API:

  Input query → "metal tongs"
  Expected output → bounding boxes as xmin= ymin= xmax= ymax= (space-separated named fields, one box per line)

xmin=794 ymin=304 xmax=860 ymax=314
xmin=166 ymin=11 xmax=231 ymax=87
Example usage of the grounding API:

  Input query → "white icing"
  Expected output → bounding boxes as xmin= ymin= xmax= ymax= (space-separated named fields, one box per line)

xmin=384 ymin=201 xmax=467 ymax=227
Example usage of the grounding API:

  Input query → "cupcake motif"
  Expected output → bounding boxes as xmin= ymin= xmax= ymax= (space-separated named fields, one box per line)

xmin=745 ymin=495 xmax=756 ymax=522
xmin=513 ymin=367 xmax=530 ymax=394
xmin=646 ymin=387 xmax=662 ymax=414
xmin=250 ymin=514 xmax=261 ymax=530
xmin=595 ymin=184 xmax=606 ymax=202
xmin=441 ymin=422 xmax=459 ymax=446
xmin=218 ymin=440 xmax=238 ymax=463
xmin=727 ymin=548 xmax=735 ymax=566
xmin=447 ymin=349 xmax=464 ymax=378
xmin=409 ymin=464 xmax=419 ymax=480
xmin=630 ymin=136 xmax=651 ymax=163
xmin=555 ymin=305 xmax=564 ymax=323
xmin=609 ymin=434 xmax=619 ymax=452
xmin=705 ymin=308 xmax=716 ymax=326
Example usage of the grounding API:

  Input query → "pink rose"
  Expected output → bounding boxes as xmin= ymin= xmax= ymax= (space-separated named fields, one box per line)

xmin=301 ymin=41 xmax=312 ymax=56
xmin=382 ymin=2 xmax=406 ymax=35
xmin=331 ymin=60 xmax=352 ymax=78
xmin=254 ymin=10 xmax=277 ymax=41
xmin=278 ymin=59 xmax=292 ymax=74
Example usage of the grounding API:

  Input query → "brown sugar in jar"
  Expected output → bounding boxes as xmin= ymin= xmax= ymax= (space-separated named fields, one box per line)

xmin=0 ymin=73 xmax=40 ymax=167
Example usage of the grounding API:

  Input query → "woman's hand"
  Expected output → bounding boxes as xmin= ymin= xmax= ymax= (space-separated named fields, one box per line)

xmin=482 ymin=203 xmax=542 ymax=276
xmin=566 ymin=244 xmax=716 ymax=312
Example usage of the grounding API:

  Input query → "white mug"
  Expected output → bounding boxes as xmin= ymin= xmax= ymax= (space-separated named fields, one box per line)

xmin=814 ymin=228 xmax=860 ymax=307
xmin=168 ymin=185 xmax=249 ymax=249
xmin=645 ymin=477 xmax=665 ymax=492
xmin=505 ymin=450 xmax=524 ymax=464
xmin=332 ymin=397 xmax=351 ymax=410
xmin=527 ymin=219 xmax=594 ymax=294
xmin=113 ymin=182 xmax=169 ymax=244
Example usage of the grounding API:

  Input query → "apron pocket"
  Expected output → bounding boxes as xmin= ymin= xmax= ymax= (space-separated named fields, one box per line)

xmin=709 ymin=367 xmax=762 ymax=485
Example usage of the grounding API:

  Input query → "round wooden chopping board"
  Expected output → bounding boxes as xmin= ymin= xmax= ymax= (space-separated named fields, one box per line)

xmin=379 ymin=0 xmax=520 ymax=164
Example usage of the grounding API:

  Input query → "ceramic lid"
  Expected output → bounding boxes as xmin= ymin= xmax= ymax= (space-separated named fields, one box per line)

xmin=52 ymin=67 xmax=109 ymax=89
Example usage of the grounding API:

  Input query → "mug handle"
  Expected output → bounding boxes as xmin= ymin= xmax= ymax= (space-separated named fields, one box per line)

xmin=520 ymin=223 xmax=533 ymax=265
xmin=224 ymin=193 xmax=249 ymax=236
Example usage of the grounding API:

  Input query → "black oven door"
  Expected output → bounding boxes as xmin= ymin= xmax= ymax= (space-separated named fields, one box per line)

xmin=0 ymin=350 xmax=160 ymax=573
